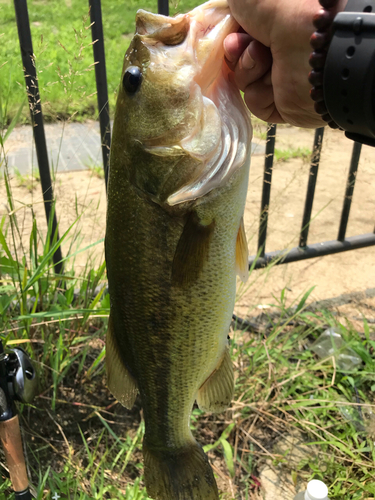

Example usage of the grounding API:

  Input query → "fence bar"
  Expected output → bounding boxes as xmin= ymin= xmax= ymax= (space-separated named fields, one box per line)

xmin=14 ymin=0 xmax=63 ymax=275
xmin=158 ymin=0 xmax=169 ymax=15
xmin=337 ymin=141 xmax=362 ymax=242
xmin=89 ymin=0 xmax=111 ymax=187
xmin=249 ymin=232 xmax=375 ymax=269
xmin=299 ymin=127 xmax=324 ymax=247
xmin=258 ymin=124 xmax=277 ymax=258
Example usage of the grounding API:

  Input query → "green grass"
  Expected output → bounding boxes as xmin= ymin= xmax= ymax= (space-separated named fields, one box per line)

xmin=0 ymin=0 xmax=202 ymax=125
xmin=252 ymin=116 xmax=269 ymax=141
xmin=13 ymin=167 xmax=40 ymax=192
xmin=86 ymin=163 xmax=105 ymax=180
xmin=231 ymin=293 xmax=375 ymax=499
xmin=274 ymin=146 xmax=312 ymax=163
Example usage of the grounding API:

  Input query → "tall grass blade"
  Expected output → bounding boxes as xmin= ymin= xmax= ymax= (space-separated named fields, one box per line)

xmin=2 ymin=99 xmax=25 ymax=144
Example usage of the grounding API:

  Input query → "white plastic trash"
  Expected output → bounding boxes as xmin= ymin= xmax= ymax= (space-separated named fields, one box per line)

xmin=310 ymin=327 xmax=362 ymax=371
xmin=294 ymin=479 xmax=329 ymax=500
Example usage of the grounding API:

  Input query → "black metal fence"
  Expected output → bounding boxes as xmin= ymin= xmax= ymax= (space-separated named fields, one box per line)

xmin=249 ymin=125 xmax=375 ymax=269
xmin=14 ymin=0 xmax=63 ymax=274
xmin=12 ymin=0 xmax=375 ymax=274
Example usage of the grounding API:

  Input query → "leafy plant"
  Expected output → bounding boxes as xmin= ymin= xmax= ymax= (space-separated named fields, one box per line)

xmin=13 ymin=167 xmax=40 ymax=192
xmin=274 ymin=146 xmax=312 ymax=163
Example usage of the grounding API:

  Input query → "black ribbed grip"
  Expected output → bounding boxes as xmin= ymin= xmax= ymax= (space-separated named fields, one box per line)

xmin=324 ymin=2 xmax=375 ymax=146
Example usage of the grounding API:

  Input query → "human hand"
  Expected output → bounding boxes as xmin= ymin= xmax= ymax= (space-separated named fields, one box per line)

xmin=224 ymin=0 xmax=347 ymax=128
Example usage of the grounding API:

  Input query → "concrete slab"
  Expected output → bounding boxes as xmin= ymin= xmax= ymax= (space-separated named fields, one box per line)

xmin=2 ymin=120 xmax=104 ymax=175
xmin=1 ymin=120 xmax=265 ymax=176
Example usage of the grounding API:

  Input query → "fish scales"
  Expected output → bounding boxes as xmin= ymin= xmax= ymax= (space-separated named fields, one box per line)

xmin=106 ymin=161 xmax=248 ymax=443
xmin=105 ymin=1 xmax=253 ymax=499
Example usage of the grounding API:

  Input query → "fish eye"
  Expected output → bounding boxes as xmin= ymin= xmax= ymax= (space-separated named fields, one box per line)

xmin=123 ymin=66 xmax=142 ymax=94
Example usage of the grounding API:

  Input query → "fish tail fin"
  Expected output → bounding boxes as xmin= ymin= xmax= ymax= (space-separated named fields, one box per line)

xmin=143 ymin=441 xmax=219 ymax=500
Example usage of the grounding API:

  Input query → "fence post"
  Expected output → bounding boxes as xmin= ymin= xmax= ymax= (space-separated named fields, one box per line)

xmin=158 ymin=0 xmax=169 ymax=15
xmin=89 ymin=0 xmax=111 ymax=188
xmin=258 ymin=124 xmax=277 ymax=258
xmin=337 ymin=141 xmax=362 ymax=241
xmin=13 ymin=0 xmax=63 ymax=275
xmin=299 ymin=127 xmax=325 ymax=247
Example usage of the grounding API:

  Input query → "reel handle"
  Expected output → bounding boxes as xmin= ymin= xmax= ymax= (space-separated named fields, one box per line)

xmin=0 ymin=415 xmax=31 ymax=497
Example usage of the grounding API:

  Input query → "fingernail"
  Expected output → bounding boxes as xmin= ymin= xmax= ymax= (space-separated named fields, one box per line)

xmin=223 ymin=38 xmax=236 ymax=63
xmin=242 ymin=43 xmax=255 ymax=70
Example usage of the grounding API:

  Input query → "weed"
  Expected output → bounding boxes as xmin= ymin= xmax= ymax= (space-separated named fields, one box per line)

xmin=274 ymin=146 xmax=312 ymax=163
xmin=252 ymin=117 xmax=269 ymax=141
xmin=253 ymin=129 xmax=268 ymax=141
xmin=87 ymin=163 xmax=105 ymax=180
xmin=13 ymin=167 xmax=40 ymax=192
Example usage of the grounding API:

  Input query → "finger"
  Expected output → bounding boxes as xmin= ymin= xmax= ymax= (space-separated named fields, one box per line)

xmin=223 ymin=32 xmax=253 ymax=72
xmin=234 ymin=40 xmax=272 ymax=93
xmin=243 ymin=72 xmax=284 ymax=124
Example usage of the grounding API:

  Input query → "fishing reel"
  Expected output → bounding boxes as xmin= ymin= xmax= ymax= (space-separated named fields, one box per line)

xmin=0 ymin=341 xmax=38 ymax=420
xmin=0 ymin=340 xmax=37 ymax=499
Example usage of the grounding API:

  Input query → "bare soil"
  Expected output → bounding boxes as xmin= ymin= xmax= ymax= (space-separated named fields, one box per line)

xmin=0 ymin=168 xmax=107 ymax=273
xmin=239 ymin=125 xmax=375 ymax=325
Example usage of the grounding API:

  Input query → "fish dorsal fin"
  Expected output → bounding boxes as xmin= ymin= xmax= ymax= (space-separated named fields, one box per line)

xmin=236 ymin=216 xmax=249 ymax=283
xmin=136 ymin=10 xmax=189 ymax=45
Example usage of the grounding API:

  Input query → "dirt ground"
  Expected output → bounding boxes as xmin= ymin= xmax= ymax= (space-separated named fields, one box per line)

xmin=1 ymin=124 xmax=375 ymax=322
xmin=239 ymin=124 xmax=375 ymax=325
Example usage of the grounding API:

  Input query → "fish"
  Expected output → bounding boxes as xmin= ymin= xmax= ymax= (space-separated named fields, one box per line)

xmin=105 ymin=1 xmax=252 ymax=499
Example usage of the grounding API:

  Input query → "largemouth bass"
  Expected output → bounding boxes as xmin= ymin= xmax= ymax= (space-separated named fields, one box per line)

xmin=105 ymin=1 xmax=252 ymax=499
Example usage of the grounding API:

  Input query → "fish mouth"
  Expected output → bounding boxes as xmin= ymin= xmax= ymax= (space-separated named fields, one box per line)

xmin=134 ymin=1 xmax=251 ymax=207
xmin=136 ymin=0 xmax=238 ymax=93
xmin=165 ymin=2 xmax=251 ymax=207
xmin=188 ymin=0 xmax=239 ymax=91
xmin=186 ymin=0 xmax=238 ymax=91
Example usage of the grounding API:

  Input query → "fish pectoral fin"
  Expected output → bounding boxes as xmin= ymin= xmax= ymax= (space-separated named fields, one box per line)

xmin=143 ymin=144 xmax=185 ymax=157
xmin=197 ymin=347 xmax=234 ymax=413
xmin=106 ymin=316 xmax=138 ymax=409
xmin=172 ymin=211 xmax=215 ymax=287
xmin=236 ymin=216 xmax=249 ymax=283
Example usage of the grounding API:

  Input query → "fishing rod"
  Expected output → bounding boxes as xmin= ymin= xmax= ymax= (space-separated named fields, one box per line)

xmin=0 ymin=339 xmax=38 ymax=499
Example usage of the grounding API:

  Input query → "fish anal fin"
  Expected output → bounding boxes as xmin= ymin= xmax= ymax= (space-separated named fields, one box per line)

xmin=236 ymin=216 xmax=249 ymax=283
xmin=172 ymin=212 xmax=215 ymax=287
xmin=197 ymin=348 xmax=234 ymax=413
xmin=143 ymin=441 xmax=219 ymax=500
xmin=106 ymin=316 xmax=138 ymax=409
